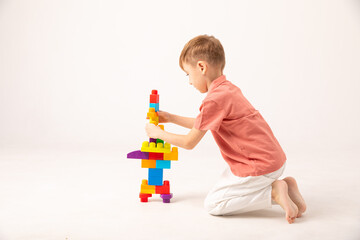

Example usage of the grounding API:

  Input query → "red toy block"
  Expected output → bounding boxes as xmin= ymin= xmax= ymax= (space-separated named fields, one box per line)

xmin=149 ymin=152 xmax=164 ymax=160
xmin=139 ymin=193 xmax=152 ymax=202
xmin=150 ymin=90 xmax=159 ymax=103
xmin=155 ymin=180 xmax=170 ymax=194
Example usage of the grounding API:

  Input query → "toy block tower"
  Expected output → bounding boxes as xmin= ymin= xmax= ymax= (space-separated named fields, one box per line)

xmin=127 ymin=90 xmax=178 ymax=203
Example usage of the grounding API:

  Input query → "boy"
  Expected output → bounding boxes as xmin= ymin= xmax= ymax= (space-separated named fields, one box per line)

xmin=145 ymin=35 xmax=306 ymax=224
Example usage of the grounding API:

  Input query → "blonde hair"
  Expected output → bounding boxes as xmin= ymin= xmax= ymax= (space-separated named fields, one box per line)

xmin=179 ymin=35 xmax=225 ymax=71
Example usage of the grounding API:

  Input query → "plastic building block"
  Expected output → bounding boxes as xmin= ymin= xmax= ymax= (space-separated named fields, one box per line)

xmin=156 ymin=181 xmax=170 ymax=194
xmin=148 ymin=168 xmax=163 ymax=186
xmin=163 ymin=147 xmax=178 ymax=161
xmin=149 ymin=152 xmax=163 ymax=160
xmin=141 ymin=141 xmax=171 ymax=153
xmin=147 ymin=108 xmax=159 ymax=126
xmin=140 ymin=179 xmax=156 ymax=194
xmin=129 ymin=144 xmax=176 ymax=160
xmin=150 ymin=90 xmax=159 ymax=103
xmin=149 ymin=103 xmax=159 ymax=112
xmin=148 ymin=168 xmax=163 ymax=176
xmin=156 ymin=139 xmax=164 ymax=144
xmin=150 ymin=120 xmax=158 ymax=126
xmin=147 ymin=108 xmax=158 ymax=118
xmin=126 ymin=89 xmax=178 ymax=203
xmin=139 ymin=193 xmax=152 ymax=202
xmin=148 ymin=176 xmax=163 ymax=186
xmin=127 ymin=149 xmax=174 ymax=161
xmin=160 ymin=193 xmax=173 ymax=203
xmin=156 ymin=160 xmax=171 ymax=169
xmin=141 ymin=159 xmax=156 ymax=168
xmin=127 ymin=150 xmax=149 ymax=160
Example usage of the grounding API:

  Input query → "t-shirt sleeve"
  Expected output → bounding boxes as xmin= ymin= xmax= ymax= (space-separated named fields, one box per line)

xmin=194 ymin=100 xmax=226 ymax=131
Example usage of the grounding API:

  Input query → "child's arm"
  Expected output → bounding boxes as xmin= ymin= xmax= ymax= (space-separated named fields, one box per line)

xmin=145 ymin=123 xmax=206 ymax=150
xmin=158 ymin=111 xmax=195 ymax=129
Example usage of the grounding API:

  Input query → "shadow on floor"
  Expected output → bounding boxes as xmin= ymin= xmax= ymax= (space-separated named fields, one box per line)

xmin=214 ymin=207 xmax=308 ymax=224
xmin=170 ymin=192 xmax=206 ymax=204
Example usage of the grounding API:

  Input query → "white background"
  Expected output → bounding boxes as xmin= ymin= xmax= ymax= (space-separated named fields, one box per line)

xmin=0 ymin=0 xmax=360 ymax=240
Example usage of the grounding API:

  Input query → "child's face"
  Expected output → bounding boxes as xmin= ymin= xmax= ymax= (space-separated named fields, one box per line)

xmin=182 ymin=62 xmax=208 ymax=93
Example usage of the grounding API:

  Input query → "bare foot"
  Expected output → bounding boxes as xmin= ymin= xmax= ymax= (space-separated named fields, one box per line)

xmin=272 ymin=180 xmax=298 ymax=224
xmin=283 ymin=177 xmax=306 ymax=217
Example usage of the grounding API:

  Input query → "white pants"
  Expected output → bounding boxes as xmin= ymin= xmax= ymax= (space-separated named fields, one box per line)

xmin=204 ymin=163 xmax=286 ymax=216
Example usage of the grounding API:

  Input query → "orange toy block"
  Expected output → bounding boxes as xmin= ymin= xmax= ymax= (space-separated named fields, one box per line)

xmin=141 ymin=159 xmax=156 ymax=168
xmin=163 ymin=147 xmax=178 ymax=161
xmin=156 ymin=180 xmax=170 ymax=194
xmin=140 ymin=179 xmax=156 ymax=194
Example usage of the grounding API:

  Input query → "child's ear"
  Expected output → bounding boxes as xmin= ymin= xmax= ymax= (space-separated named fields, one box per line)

xmin=197 ymin=61 xmax=207 ymax=74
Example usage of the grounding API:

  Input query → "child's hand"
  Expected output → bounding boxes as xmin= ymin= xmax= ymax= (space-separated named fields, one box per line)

xmin=158 ymin=111 xmax=171 ymax=123
xmin=145 ymin=123 xmax=163 ymax=139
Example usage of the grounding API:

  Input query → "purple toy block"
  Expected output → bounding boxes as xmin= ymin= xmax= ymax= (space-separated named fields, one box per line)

xmin=149 ymin=138 xmax=157 ymax=143
xmin=160 ymin=193 xmax=173 ymax=203
xmin=127 ymin=150 xmax=149 ymax=159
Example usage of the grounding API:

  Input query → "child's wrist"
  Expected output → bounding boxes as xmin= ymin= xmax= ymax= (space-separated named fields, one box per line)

xmin=168 ymin=113 xmax=173 ymax=123
xmin=157 ymin=128 xmax=165 ymax=139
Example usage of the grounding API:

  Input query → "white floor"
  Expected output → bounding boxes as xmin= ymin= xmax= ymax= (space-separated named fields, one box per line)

xmin=0 ymin=145 xmax=359 ymax=240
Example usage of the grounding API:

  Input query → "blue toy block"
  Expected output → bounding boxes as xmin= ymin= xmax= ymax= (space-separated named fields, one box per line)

xmin=149 ymin=175 xmax=163 ymax=186
xmin=149 ymin=103 xmax=159 ymax=112
xmin=148 ymin=168 xmax=163 ymax=186
xmin=156 ymin=160 xmax=171 ymax=169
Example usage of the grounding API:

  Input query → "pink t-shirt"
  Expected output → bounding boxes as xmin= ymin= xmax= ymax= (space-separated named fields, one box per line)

xmin=194 ymin=75 xmax=286 ymax=177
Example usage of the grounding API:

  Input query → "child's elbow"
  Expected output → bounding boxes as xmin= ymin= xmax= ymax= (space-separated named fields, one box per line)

xmin=184 ymin=140 xmax=196 ymax=150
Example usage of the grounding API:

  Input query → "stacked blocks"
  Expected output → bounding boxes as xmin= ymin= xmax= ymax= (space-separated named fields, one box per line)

xmin=127 ymin=90 xmax=178 ymax=203
xmin=148 ymin=168 xmax=163 ymax=185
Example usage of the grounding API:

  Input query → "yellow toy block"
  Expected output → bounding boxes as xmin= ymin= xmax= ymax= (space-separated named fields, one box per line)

xmin=141 ymin=141 xmax=171 ymax=153
xmin=149 ymin=119 xmax=159 ymax=125
xmin=147 ymin=108 xmax=158 ymax=119
xmin=147 ymin=108 xmax=159 ymax=125
xmin=141 ymin=159 xmax=156 ymax=168
xmin=163 ymin=147 xmax=178 ymax=161
xmin=140 ymin=179 xmax=156 ymax=194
